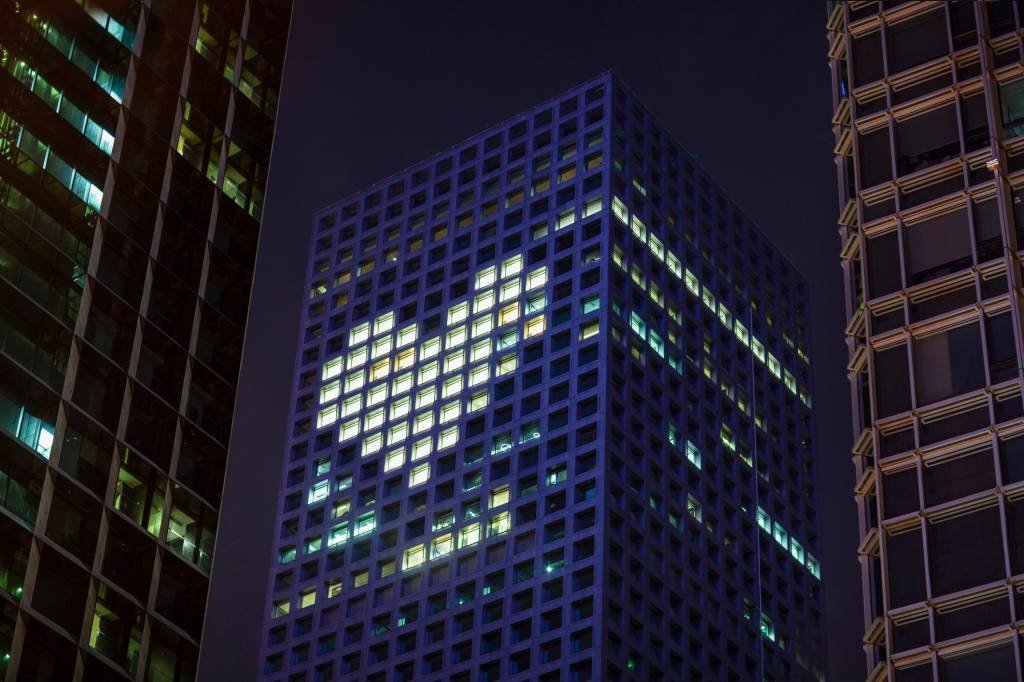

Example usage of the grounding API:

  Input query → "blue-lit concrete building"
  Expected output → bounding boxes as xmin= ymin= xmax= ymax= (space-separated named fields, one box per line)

xmin=259 ymin=73 xmax=824 ymax=681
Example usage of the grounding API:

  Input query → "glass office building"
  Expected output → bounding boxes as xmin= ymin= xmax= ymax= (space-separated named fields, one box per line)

xmin=0 ymin=1 xmax=290 ymax=680
xmin=261 ymin=72 xmax=823 ymax=681
xmin=828 ymin=1 xmax=1024 ymax=679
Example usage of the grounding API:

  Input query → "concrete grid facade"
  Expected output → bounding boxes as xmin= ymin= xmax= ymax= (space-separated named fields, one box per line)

xmin=828 ymin=1 xmax=1024 ymax=680
xmin=262 ymin=72 xmax=823 ymax=682
xmin=0 ymin=1 xmax=290 ymax=680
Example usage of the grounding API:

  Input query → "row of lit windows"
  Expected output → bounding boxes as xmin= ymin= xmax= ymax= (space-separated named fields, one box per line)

xmin=756 ymin=506 xmax=821 ymax=579
xmin=26 ymin=12 xmax=125 ymax=103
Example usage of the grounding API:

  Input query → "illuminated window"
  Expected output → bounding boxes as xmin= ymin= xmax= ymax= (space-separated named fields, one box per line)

xmin=339 ymin=419 xmax=360 ymax=442
xmin=395 ymin=348 xmax=415 ymax=371
xmin=701 ymin=288 xmax=715 ymax=311
xmin=362 ymin=433 xmax=382 ymax=456
xmin=364 ymin=409 xmax=385 ymax=431
xmin=366 ymin=384 xmax=387 ymax=408
xmin=556 ymin=208 xmax=574 ymax=230
xmin=344 ymin=371 xmax=365 ymax=394
xmin=447 ymin=302 xmax=469 ymax=325
xmin=350 ymin=322 xmax=370 ymax=346
xmin=347 ymin=345 xmax=368 ymax=368
xmin=442 ymin=375 xmax=463 ymax=399
xmin=502 ymin=254 xmax=523 ymax=278
xmin=412 ymin=437 xmax=432 ymax=460
xmin=500 ymin=279 xmax=521 ymax=302
xmin=308 ymin=480 xmax=329 ymax=505
xmin=413 ymin=411 xmax=434 ymax=434
xmin=471 ymin=315 xmax=493 ymax=338
xmin=384 ymin=448 xmax=405 ymax=472
xmin=580 ymin=295 xmax=600 ymax=315
xmin=686 ymin=441 xmax=702 ymax=469
xmin=419 ymin=361 xmax=439 ymax=383
xmin=666 ymin=251 xmax=682 ymax=277
xmin=272 ymin=599 xmax=291 ymax=618
xmin=488 ymin=511 xmax=511 ymax=536
xmin=720 ymin=425 xmax=736 ymax=451
xmin=718 ymin=304 xmax=732 ymax=329
xmin=470 ymin=339 xmax=491 ymax=362
xmin=322 ymin=358 xmax=343 ymax=381
xmin=387 ymin=422 xmax=408 ymax=444
xmin=524 ymin=315 xmax=545 ymax=338
xmin=328 ymin=521 xmax=349 ymax=547
xmin=612 ymin=196 xmax=628 ymax=223
xmin=444 ymin=350 xmax=465 ymax=373
xmin=403 ymin=544 xmax=426 ymax=570
xmin=525 ymin=266 xmax=547 ymax=291
xmin=374 ymin=311 xmax=395 ymax=335
xmin=648 ymin=330 xmax=664 ymax=357
xmin=469 ymin=364 xmax=489 ymax=386
xmin=773 ymin=523 xmax=788 ymax=548
xmin=341 ymin=395 xmax=362 ymax=418
xmin=438 ymin=426 xmax=459 ymax=449
xmin=582 ymin=197 xmax=602 ymax=218
xmin=734 ymin=320 xmax=749 ymax=346
xmin=392 ymin=372 xmax=413 ymax=395
xmin=630 ymin=215 xmax=646 ymax=240
xmin=420 ymin=336 xmax=441 ymax=359
xmin=353 ymin=570 xmax=369 ymax=588
xmin=579 ymin=321 xmax=599 ymax=340
xmin=498 ymin=303 xmax=519 ymax=326
xmin=629 ymin=312 xmax=646 ymax=337
xmin=354 ymin=512 xmax=376 ymax=536
xmin=490 ymin=485 xmax=510 ymax=508
xmin=459 ymin=523 xmax=481 ymax=547
xmin=431 ymin=533 xmax=453 ymax=558
xmin=434 ymin=510 xmax=455 ymax=531
xmin=333 ymin=498 xmax=350 ymax=518
xmin=396 ymin=324 xmax=418 ymax=347
xmin=320 ymin=380 xmax=340 ymax=404
xmin=474 ymin=289 xmax=496 ymax=312
xmin=475 ymin=266 xmax=497 ymax=289
xmin=648 ymin=233 xmax=664 ymax=260
xmin=612 ymin=245 xmax=626 ymax=269
xmin=784 ymin=370 xmax=797 ymax=393
xmin=751 ymin=338 xmax=765 ymax=361
xmin=497 ymin=353 xmax=517 ymax=375
xmin=371 ymin=335 xmax=393 ymax=359
xmin=446 ymin=325 xmax=467 ymax=348
xmin=416 ymin=386 xmax=436 ymax=409
xmin=440 ymin=400 xmax=461 ymax=423
xmin=369 ymin=358 xmax=390 ymax=382
xmin=525 ymin=293 xmax=546 ymax=314
xmin=467 ymin=390 xmax=488 ymax=412
xmin=317 ymin=405 xmax=338 ymax=429
xmin=684 ymin=269 xmax=700 ymax=296
xmin=410 ymin=462 xmax=430 ymax=487
xmin=687 ymin=494 xmax=702 ymax=522
xmin=767 ymin=353 xmax=781 ymax=378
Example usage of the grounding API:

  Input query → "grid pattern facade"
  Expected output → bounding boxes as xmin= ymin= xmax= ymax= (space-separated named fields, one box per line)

xmin=261 ymin=72 xmax=823 ymax=682
xmin=0 ymin=1 xmax=290 ymax=680
xmin=828 ymin=1 xmax=1024 ymax=680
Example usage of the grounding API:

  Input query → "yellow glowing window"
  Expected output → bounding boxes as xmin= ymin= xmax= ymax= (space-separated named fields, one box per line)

xmin=469 ymin=364 xmax=489 ymax=386
xmin=341 ymin=395 xmax=362 ymax=418
xmin=326 ymin=578 xmax=343 ymax=598
xmin=524 ymin=315 xmax=545 ymax=339
xmin=498 ymin=303 xmax=519 ymax=326
xmin=468 ymin=390 xmax=489 ymax=413
xmin=474 ymin=290 xmax=496 ymax=312
xmin=349 ymin=322 xmax=370 ymax=346
xmin=490 ymin=485 xmax=510 ymax=508
xmin=396 ymin=324 xmax=418 ymax=347
xmin=580 ymin=321 xmax=599 ymax=341
xmin=371 ymin=336 xmax=393 ymax=359
xmin=395 ymin=348 xmax=415 ymax=371
xmin=442 ymin=375 xmax=463 ymax=399
xmin=431 ymin=533 xmax=453 ymax=558
xmin=390 ymin=396 xmax=411 ymax=420
xmin=444 ymin=350 xmax=465 ymax=373
xmin=344 ymin=371 xmax=365 ymax=394
xmin=612 ymin=245 xmax=626 ymax=269
xmin=403 ymin=544 xmax=426 ymax=569
xmin=447 ymin=302 xmax=469 ymax=325
xmin=366 ymin=384 xmax=387 ymax=408
xmin=440 ymin=400 xmax=461 ymax=423
xmin=419 ymin=361 xmax=439 ymax=383
xmin=500 ymin=279 xmax=521 ymax=302
xmin=784 ymin=370 xmax=797 ymax=393
xmin=525 ymin=267 xmax=547 ymax=291
xmin=420 ymin=336 xmax=441 ymax=359
xmin=475 ymin=266 xmax=497 ymax=289
xmin=362 ymin=433 xmax=382 ymax=456
xmin=387 ymin=422 xmax=408 ymax=445
xmin=322 ymin=357 xmax=343 ymax=381
xmin=272 ymin=599 xmax=290 ymax=618
xmin=488 ymin=510 xmax=510 ymax=536
xmin=446 ymin=325 xmax=467 ymax=348
xmin=374 ymin=311 xmax=394 ymax=335
xmin=369 ymin=358 xmax=390 ymax=382
xmin=502 ymin=254 xmax=523 ymax=278
xmin=339 ymin=419 xmax=360 ymax=442
xmin=471 ymin=315 xmax=493 ymax=338
xmin=384 ymin=448 xmax=405 ymax=472
xmin=438 ymin=426 xmax=459 ymax=449
xmin=701 ymin=288 xmax=716 ymax=311
xmin=392 ymin=372 xmax=413 ymax=395
xmin=413 ymin=411 xmax=434 ymax=434
xmin=416 ymin=386 xmax=436 ymax=409
xmin=364 ymin=409 xmax=384 ymax=431
xmin=333 ymin=498 xmax=351 ymax=518
xmin=317 ymin=404 xmax=339 ymax=429
xmin=412 ymin=437 xmax=432 ymax=460
xmin=410 ymin=462 xmax=430 ymax=487
xmin=497 ymin=353 xmax=517 ymax=376
xmin=470 ymin=339 xmax=491 ymax=362
xmin=459 ymin=523 xmax=481 ymax=547
xmin=347 ymin=345 xmax=368 ymax=369
xmin=353 ymin=570 xmax=369 ymax=588
xmin=320 ymin=380 xmax=340 ymax=404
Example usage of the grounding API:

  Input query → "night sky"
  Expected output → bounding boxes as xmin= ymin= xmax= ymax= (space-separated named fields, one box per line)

xmin=198 ymin=2 xmax=859 ymax=679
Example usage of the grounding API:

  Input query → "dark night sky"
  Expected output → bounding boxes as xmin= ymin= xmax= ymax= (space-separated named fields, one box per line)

xmin=199 ymin=2 xmax=859 ymax=679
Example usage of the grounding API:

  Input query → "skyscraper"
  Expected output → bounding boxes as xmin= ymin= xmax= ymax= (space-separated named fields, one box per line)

xmin=260 ymin=72 xmax=823 ymax=681
xmin=828 ymin=1 xmax=1024 ymax=679
xmin=0 ymin=1 xmax=291 ymax=679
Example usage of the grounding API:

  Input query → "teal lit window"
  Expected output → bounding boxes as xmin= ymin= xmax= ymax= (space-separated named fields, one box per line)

xmin=580 ymin=295 xmax=600 ymax=315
